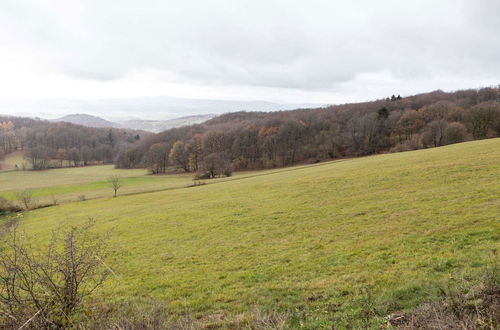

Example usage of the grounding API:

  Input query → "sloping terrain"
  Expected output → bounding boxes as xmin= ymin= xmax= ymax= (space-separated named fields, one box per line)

xmin=11 ymin=138 xmax=500 ymax=327
xmin=52 ymin=114 xmax=120 ymax=128
xmin=120 ymin=114 xmax=216 ymax=132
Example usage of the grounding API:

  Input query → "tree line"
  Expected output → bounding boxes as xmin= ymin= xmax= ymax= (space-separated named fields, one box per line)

xmin=0 ymin=117 xmax=146 ymax=170
xmin=115 ymin=87 xmax=500 ymax=176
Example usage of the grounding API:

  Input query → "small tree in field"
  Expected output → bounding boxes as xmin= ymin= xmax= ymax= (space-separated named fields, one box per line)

xmin=16 ymin=189 xmax=33 ymax=210
xmin=108 ymin=175 xmax=122 ymax=197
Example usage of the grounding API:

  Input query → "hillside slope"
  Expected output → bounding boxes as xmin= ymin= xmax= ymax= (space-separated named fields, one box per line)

xmin=15 ymin=138 xmax=500 ymax=326
xmin=52 ymin=113 xmax=120 ymax=128
xmin=119 ymin=114 xmax=216 ymax=132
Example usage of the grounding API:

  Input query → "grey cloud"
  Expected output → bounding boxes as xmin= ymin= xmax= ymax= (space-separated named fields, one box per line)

xmin=0 ymin=0 xmax=498 ymax=92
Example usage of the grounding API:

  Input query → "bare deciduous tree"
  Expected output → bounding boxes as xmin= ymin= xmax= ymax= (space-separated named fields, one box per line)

xmin=108 ymin=175 xmax=122 ymax=197
xmin=16 ymin=189 xmax=33 ymax=210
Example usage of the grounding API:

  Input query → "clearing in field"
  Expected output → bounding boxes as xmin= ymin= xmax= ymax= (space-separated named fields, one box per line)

xmin=3 ymin=138 xmax=500 ymax=327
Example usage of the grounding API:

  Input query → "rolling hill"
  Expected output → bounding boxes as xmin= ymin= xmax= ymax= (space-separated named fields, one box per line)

xmin=119 ymin=114 xmax=216 ymax=132
xmin=52 ymin=113 xmax=120 ymax=128
xmin=1 ymin=97 xmax=321 ymax=122
xmin=9 ymin=138 xmax=500 ymax=327
xmin=52 ymin=113 xmax=216 ymax=132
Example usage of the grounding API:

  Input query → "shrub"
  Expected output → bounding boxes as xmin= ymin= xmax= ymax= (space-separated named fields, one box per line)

xmin=16 ymin=189 xmax=34 ymax=210
xmin=445 ymin=122 xmax=469 ymax=145
xmin=0 ymin=197 xmax=21 ymax=214
xmin=194 ymin=171 xmax=211 ymax=180
xmin=0 ymin=220 xmax=112 ymax=329
xmin=390 ymin=136 xmax=422 ymax=153
xmin=198 ymin=153 xmax=233 ymax=179
xmin=223 ymin=165 xmax=233 ymax=177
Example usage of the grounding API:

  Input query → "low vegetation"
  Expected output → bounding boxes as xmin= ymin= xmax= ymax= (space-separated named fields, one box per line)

xmin=0 ymin=220 xmax=111 ymax=329
xmin=16 ymin=189 xmax=34 ymax=210
xmin=390 ymin=261 xmax=499 ymax=329
xmin=0 ymin=197 xmax=21 ymax=215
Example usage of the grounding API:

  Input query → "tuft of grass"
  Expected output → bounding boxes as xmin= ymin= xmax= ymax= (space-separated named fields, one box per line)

xmin=387 ymin=260 xmax=500 ymax=329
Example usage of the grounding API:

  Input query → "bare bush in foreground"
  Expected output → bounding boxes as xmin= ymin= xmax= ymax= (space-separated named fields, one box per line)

xmin=0 ymin=220 xmax=111 ymax=329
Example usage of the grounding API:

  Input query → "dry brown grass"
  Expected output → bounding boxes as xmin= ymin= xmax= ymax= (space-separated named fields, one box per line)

xmin=388 ymin=262 xmax=500 ymax=329
xmin=83 ymin=303 xmax=289 ymax=330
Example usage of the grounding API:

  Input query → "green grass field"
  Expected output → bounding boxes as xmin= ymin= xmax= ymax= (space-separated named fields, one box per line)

xmin=2 ymin=139 xmax=500 ymax=327
xmin=0 ymin=164 xmax=170 ymax=203
xmin=0 ymin=160 xmax=327 ymax=206
xmin=0 ymin=164 xmax=245 ymax=205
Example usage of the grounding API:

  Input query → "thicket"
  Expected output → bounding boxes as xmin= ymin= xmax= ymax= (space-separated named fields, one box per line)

xmin=0 ymin=220 xmax=111 ymax=329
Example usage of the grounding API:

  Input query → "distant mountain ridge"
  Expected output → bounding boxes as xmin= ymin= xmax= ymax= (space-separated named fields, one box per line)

xmin=52 ymin=114 xmax=120 ymax=128
xmin=0 ymin=97 xmax=323 ymax=120
xmin=120 ymin=114 xmax=216 ymax=133
xmin=52 ymin=113 xmax=216 ymax=132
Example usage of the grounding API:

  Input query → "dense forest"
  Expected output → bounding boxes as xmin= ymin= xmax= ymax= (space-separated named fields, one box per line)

xmin=0 ymin=117 xmax=145 ymax=169
xmin=1 ymin=87 xmax=499 ymax=174
xmin=115 ymin=87 xmax=500 ymax=177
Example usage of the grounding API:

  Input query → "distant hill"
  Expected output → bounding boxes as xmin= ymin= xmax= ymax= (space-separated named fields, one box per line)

xmin=120 ymin=114 xmax=216 ymax=133
xmin=0 ymin=97 xmax=322 ymax=120
xmin=52 ymin=113 xmax=216 ymax=132
xmin=114 ymin=87 xmax=500 ymax=170
xmin=53 ymin=114 xmax=120 ymax=128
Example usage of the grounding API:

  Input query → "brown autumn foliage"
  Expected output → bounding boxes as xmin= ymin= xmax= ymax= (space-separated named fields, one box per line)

xmin=1 ymin=87 xmax=500 ymax=173
xmin=0 ymin=117 xmax=146 ymax=170
xmin=114 ymin=87 xmax=500 ymax=172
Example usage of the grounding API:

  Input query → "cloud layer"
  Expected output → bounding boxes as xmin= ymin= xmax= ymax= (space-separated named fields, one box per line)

xmin=0 ymin=0 xmax=499 ymax=106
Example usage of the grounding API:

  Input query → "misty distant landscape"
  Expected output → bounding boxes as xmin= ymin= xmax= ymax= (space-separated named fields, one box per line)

xmin=1 ymin=97 xmax=321 ymax=132
xmin=51 ymin=113 xmax=217 ymax=132
xmin=0 ymin=97 xmax=321 ymax=121
xmin=0 ymin=1 xmax=499 ymax=329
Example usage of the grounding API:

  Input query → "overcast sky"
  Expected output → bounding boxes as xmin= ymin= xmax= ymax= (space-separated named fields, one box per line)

xmin=0 ymin=0 xmax=499 ymax=111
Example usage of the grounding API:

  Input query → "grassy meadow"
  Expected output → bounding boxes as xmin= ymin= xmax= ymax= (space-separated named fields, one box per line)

xmin=2 ymin=138 xmax=500 ymax=327
xmin=0 ymin=156 xmax=336 ymax=206
xmin=0 ymin=163 xmax=257 ymax=205
xmin=0 ymin=164 xmax=176 ymax=203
